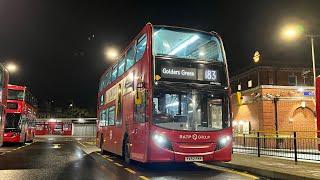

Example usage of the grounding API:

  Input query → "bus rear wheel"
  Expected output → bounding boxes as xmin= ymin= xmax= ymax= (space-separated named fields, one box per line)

xmin=100 ymin=136 xmax=105 ymax=155
xmin=123 ymin=137 xmax=131 ymax=164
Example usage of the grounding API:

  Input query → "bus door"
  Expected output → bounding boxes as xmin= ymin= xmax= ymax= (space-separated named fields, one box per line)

xmin=131 ymin=90 xmax=147 ymax=162
xmin=122 ymin=93 xmax=134 ymax=153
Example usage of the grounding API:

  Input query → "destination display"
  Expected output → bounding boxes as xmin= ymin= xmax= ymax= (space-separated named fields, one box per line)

xmin=160 ymin=66 xmax=219 ymax=82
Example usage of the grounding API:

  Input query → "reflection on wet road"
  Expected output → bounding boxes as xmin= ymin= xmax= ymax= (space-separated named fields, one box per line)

xmin=0 ymin=137 xmax=262 ymax=180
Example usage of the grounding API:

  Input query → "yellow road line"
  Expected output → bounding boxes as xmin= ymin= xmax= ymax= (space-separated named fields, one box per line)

xmin=139 ymin=176 xmax=150 ymax=180
xmin=106 ymin=158 xmax=114 ymax=162
xmin=124 ymin=168 xmax=136 ymax=174
xmin=78 ymin=142 xmax=87 ymax=147
xmin=195 ymin=162 xmax=259 ymax=180
xmin=114 ymin=162 xmax=123 ymax=167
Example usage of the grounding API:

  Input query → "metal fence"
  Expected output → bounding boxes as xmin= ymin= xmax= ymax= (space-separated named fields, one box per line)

xmin=233 ymin=131 xmax=320 ymax=162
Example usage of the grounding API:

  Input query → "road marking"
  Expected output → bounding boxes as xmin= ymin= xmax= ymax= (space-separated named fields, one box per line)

xmin=195 ymin=162 xmax=259 ymax=180
xmin=139 ymin=176 xmax=150 ymax=180
xmin=17 ymin=147 xmax=22 ymax=149
xmin=102 ymin=155 xmax=109 ymax=158
xmin=52 ymin=144 xmax=61 ymax=149
xmin=124 ymin=168 xmax=136 ymax=174
xmin=6 ymin=151 xmax=11 ymax=153
xmin=0 ymin=152 xmax=5 ymax=155
xmin=114 ymin=162 xmax=123 ymax=167
xmin=106 ymin=158 xmax=114 ymax=162
xmin=78 ymin=142 xmax=87 ymax=147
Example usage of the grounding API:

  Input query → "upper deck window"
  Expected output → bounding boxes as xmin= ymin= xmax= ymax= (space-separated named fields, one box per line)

xmin=126 ymin=46 xmax=135 ymax=70
xmin=153 ymin=26 xmax=223 ymax=62
xmin=111 ymin=64 xmax=118 ymax=82
xmin=135 ymin=34 xmax=147 ymax=62
xmin=118 ymin=57 xmax=126 ymax=77
xmin=8 ymin=89 xmax=24 ymax=100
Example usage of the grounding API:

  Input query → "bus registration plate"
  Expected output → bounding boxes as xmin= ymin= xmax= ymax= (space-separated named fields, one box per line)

xmin=185 ymin=156 xmax=203 ymax=162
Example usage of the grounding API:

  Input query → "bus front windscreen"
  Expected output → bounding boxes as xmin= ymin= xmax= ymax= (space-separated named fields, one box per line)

xmin=8 ymin=89 xmax=24 ymax=100
xmin=153 ymin=26 xmax=224 ymax=62
xmin=152 ymin=89 xmax=230 ymax=131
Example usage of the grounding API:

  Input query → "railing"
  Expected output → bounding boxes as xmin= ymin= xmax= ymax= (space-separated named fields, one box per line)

xmin=233 ymin=131 xmax=320 ymax=162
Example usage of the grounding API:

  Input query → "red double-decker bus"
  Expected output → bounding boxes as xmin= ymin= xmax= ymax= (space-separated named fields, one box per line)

xmin=4 ymin=84 xmax=37 ymax=144
xmin=0 ymin=65 xmax=9 ymax=147
xmin=97 ymin=23 xmax=232 ymax=163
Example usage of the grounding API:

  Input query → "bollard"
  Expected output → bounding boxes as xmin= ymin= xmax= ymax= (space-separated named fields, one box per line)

xmin=293 ymin=131 xmax=298 ymax=163
xmin=257 ymin=132 xmax=260 ymax=157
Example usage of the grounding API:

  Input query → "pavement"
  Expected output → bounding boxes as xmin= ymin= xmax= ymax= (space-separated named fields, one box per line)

xmin=0 ymin=136 xmax=264 ymax=180
xmin=213 ymin=153 xmax=320 ymax=180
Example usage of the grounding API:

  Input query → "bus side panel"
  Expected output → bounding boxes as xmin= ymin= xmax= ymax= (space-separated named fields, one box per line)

xmin=0 ymin=107 xmax=3 ymax=147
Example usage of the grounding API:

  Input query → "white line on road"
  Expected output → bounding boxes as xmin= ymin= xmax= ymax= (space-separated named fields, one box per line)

xmin=195 ymin=162 xmax=259 ymax=180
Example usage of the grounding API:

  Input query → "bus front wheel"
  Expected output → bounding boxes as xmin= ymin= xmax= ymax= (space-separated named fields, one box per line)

xmin=123 ymin=137 xmax=131 ymax=164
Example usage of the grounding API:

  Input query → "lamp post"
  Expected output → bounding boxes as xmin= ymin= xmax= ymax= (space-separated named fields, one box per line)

xmin=307 ymin=35 xmax=320 ymax=87
xmin=280 ymin=24 xmax=319 ymax=87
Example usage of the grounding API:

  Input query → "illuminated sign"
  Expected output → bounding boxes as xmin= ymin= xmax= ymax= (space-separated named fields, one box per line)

xmin=160 ymin=66 xmax=219 ymax=82
xmin=204 ymin=69 xmax=218 ymax=81
xmin=161 ymin=67 xmax=196 ymax=80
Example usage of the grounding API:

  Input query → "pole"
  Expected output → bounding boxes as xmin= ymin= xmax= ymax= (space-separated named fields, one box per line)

xmin=274 ymin=97 xmax=279 ymax=149
xmin=311 ymin=36 xmax=316 ymax=87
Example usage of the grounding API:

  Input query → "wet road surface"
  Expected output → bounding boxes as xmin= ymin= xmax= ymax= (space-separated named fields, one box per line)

xmin=0 ymin=137 xmax=264 ymax=180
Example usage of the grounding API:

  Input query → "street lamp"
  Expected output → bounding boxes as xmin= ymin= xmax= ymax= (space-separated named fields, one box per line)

xmin=5 ymin=63 xmax=18 ymax=73
xmin=104 ymin=47 xmax=119 ymax=60
xmin=253 ymin=51 xmax=261 ymax=63
xmin=280 ymin=24 xmax=319 ymax=87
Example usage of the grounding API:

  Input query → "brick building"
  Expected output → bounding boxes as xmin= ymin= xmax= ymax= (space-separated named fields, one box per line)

xmin=231 ymin=64 xmax=317 ymax=137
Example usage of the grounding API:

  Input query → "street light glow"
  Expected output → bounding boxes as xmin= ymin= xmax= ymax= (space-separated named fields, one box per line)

xmin=6 ymin=63 xmax=18 ymax=73
xmin=280 ymin=24 xmax=304 ymax=41
xmin=104 ymin=47 xmax=119 ymax=60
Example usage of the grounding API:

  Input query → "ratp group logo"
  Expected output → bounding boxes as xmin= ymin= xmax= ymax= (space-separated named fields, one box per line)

xmin=192 ymin=134 xmax=198 ymax=140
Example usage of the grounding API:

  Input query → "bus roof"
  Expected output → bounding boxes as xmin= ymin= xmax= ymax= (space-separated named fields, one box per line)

xmin=99 ymin=23 xmax=221 ymax=80
xmin=8 ymin=84 xmax=26 ymax=91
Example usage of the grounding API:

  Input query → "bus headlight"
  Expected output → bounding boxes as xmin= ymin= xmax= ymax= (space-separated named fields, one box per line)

xmin=152 ymin=133 xmax=173 ymax=150
xmin=215 ymin=136 xmax=231 ymax=151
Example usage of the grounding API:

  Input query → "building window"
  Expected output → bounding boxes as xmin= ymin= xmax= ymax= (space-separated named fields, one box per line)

xmin=248 ymin=80 xmax=252 ymax=88
xmin=288 ymin=75 xmax=297 ymax=86
xmin=237 ymin=84 xmax=241 ymax=91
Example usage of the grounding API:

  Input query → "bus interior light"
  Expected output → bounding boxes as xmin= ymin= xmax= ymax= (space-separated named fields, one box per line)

xmin=169 ymin=35 xmax=200 ymax=55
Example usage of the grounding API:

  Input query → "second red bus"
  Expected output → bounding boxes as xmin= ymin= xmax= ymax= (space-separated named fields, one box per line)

xmin=4 ymin=84 xmax=37 ymax=144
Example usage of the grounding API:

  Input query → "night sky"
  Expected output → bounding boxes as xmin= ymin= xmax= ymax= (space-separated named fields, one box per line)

xmin=0 ymin=0 xmax=319 ymax=110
